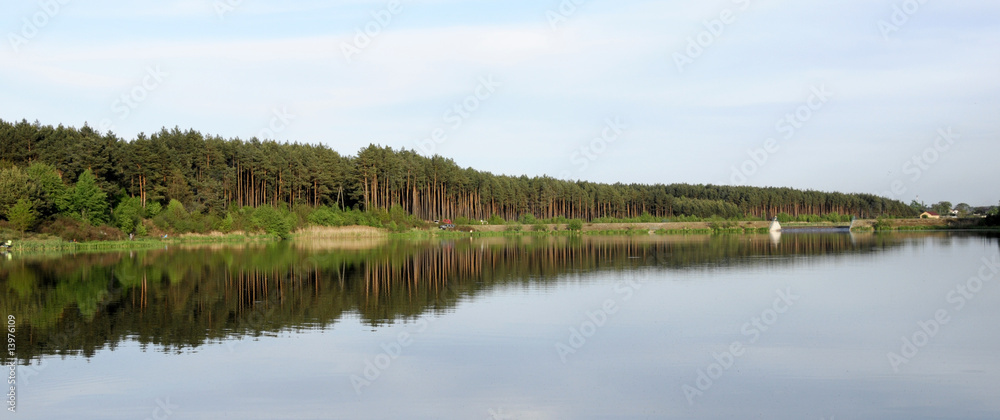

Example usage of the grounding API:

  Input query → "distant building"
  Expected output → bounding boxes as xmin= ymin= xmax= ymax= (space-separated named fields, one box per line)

xmin=920 ymin=211 xmax=940 ymax=219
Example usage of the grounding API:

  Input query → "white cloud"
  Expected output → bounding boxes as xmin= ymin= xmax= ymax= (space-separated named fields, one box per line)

xmin=1 ymin=0 xmax=998 ymax=203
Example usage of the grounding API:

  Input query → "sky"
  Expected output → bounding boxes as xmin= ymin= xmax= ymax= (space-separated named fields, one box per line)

xmin=1 ymin=0 xmax=998 ymax=205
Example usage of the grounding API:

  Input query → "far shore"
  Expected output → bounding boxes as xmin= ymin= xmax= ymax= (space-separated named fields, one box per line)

xmin=3 ymin=217 xmax=994 ymax=254
xmin=433 ymin=217 xmax=978 ymax=232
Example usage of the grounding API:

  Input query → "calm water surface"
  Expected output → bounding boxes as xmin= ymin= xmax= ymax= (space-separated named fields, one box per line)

xmin=2 ymin=232 xmax=999 ymax=419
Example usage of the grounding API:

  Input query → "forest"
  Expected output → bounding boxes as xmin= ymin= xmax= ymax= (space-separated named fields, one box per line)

xmin=0 ymin=118 xmax=919 ymax=239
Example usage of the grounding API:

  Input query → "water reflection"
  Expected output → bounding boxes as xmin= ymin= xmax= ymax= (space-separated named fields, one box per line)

xmin=0 ymin=232 xmax=983 ymax=364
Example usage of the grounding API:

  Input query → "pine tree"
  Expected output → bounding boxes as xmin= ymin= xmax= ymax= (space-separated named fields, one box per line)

xmin=8 ymin=199 xmax=37 ymax=233
xmin=58 ymin=169 xmax=109 ymax=225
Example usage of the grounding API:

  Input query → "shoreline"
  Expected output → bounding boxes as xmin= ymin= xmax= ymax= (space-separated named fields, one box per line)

xmin=3 ymin=218 xmax=996 ymax=254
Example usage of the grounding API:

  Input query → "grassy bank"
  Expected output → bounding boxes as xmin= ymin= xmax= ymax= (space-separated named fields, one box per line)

xmin=854 ymin=217 xmax=993 ymax=232
xmin=7 ymin=233 xmax=276 ymax=252
xmin=4 ymin=218 xmax=995 ymax=254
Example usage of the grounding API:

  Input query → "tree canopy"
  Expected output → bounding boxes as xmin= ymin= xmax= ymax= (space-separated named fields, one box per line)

xmin=0 ymin=118 xmax=917 ymax=234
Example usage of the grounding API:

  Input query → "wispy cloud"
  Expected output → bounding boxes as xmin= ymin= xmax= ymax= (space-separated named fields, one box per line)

xmin=1 ymin=0 xmax=998 ymax=203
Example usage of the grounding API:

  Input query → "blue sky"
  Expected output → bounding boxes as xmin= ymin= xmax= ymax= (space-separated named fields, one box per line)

xmin=2 ymin=0 xmax=998 ymax=205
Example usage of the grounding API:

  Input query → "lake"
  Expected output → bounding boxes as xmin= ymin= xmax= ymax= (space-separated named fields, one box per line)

xmin=3 ymin=232 xmax=1000 ymax=419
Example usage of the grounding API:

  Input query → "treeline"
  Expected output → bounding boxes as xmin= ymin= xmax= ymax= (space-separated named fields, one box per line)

xmin=0 ymin=119 xmax=915 ymax=235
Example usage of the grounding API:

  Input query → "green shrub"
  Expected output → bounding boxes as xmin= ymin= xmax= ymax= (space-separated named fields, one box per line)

xmin=567 ymin=219 xmax=584 ymax=231
xmin=145 ymin=201 xmax=162 ymax=217
xmin=307 ymin=206 xmax=345 ymax=226
xmin=487 ymin=214 xmax=505 ymax=225
xmin=227 ymin=206 xmax=256 ymax=231
xmin=388 ymin=205 xmax=412 ymax=225
xmin=113 ymin=197 xmax=143 ymax=234
xmin=292 ymin=204 xmax=312 ymax=224
xmin=986 ymin=205 xmax=1000 ymax=226
xmin=251 ymin=206 xmax=294 ymax=239
xmin=707 ymin=216 xmax=735 ymax=230
xmin=57 ymin=169 xmax=109 ymax=225
xmin=387 ymin=221 xmax=404 ymax=233
xmin=872 ymin=217 xmax=894 ymax=231
xmin=0 ymin=166 xmax=29 ymax=218
xmin=218 ymin=213 xmax=235 ymax=232
xmin=40 ymin=217 xmax=125 ymax=242
xmin=153 ymin=199 xmax=191 ymax=232
xmin=192 ymin=213 xmax=217 ymax=234
xmin=371 ymin=208 xmax=391 ymax=225
xmin=353 ymin=209 xmax=383 ymax=228
xmin=8 ymin=199 xmax=37 ymax=233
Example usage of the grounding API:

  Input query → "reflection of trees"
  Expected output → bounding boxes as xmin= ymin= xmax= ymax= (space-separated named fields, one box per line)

xmin=0 ymin=233 xmax=967 ymax=363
